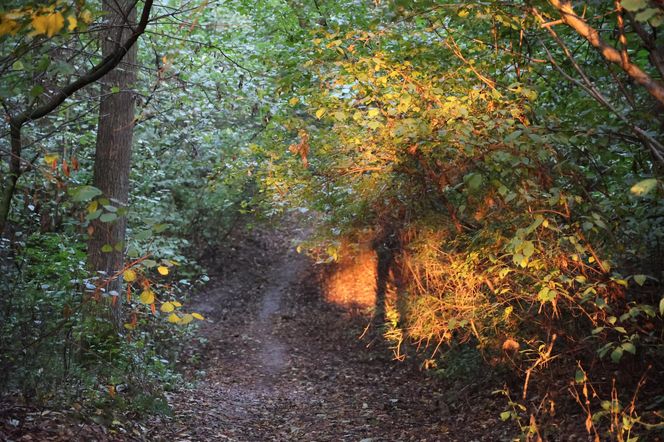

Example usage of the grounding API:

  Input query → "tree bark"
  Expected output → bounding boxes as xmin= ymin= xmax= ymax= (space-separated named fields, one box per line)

xmin=87 ymin=0 xmax=138 ymax=327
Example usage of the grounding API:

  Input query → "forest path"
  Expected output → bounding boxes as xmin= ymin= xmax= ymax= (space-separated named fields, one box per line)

xmin=148 ymin=225 xmax=505 ymax=441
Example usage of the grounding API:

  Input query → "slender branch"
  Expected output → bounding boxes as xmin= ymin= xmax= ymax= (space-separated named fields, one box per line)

xmin=548 ymin=0 xmax=664 ymax=106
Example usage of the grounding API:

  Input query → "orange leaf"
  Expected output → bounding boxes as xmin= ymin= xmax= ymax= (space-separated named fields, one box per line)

xmin=62 ymin=159 xmax=70 ymax=177
xmin=150 ymin=303 xmax=156 ymax=315
xmin=126 ymin=285 xmax=132 ymax=302
xmin=71 ymin=156 xmax=79 ymax=170
xmin=108 ymin=385 xmax=116 ymax=398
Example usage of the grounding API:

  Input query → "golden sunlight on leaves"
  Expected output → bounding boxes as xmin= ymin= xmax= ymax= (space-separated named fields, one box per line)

xmin=139 ymin=289 xmax=155 ymax=304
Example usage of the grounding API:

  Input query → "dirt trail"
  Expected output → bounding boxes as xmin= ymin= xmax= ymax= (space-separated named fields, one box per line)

xmin=148 ymin=226 xmax=507 ymax=441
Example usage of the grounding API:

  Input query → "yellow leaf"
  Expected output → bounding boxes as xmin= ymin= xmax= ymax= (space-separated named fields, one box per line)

xmin=172 ymin=301 xmax=182 ymax=307
xmin=157 ymin=266 xmax=169 ymax=276
xmin=161 ymin=301 xmax=175 ymax=313
xmin=179 ymin=314 xmax=194 ymax=325
xmin=191 ymin=312 xmax=205 ymax=320
xmin=80 ymin=10 xmax=92 ymax=24
xmin=367 ymin=108 xmax=380 ymax=118
xmin=123 ymin=322 xmax=136 ymax=330
xmin=0 ymin=17 xmax=20 ymax=37
xmin=167 ymin=313 xmax=180 ymax=323
xmin=139 ymin=289 xmax=155 ymax=304
xmin=289 ymin=97 xmax=299 ymax=106
xmin=32 ymin=12 xmax=64 ymax=37
xmin=87 ymin=200 xmax=99 ymax=214
xmin=66 ymin=15 xmax=76 ymax=31
xmin=43 ymin=153 xmax=59 ymax=164
xmin=315 ymin=108 xmax=326 ymax=119
xmin=123 ymin=269 xmax=137 ymax=282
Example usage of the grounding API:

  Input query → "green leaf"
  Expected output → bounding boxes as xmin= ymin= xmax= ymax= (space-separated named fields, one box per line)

xmin=71 ymin=185 xmax=103 ymax=202
xmin=659 ymin=297 xmax=664 ymax=316
xmin=500 ymin=411 xmax=511 ymax=421
xmin=630 ymin=178 xmax=657 ymax=196
xmin=464 ymin=173 xmax=483 ymax=191
xmin=30 ymin=85 xmax=44 ymax=97
xmin=522 ymin=241 xmax=535 ymax=258
xmin=574 ymin=369 xmax=586 ymax=384
xmin=622 ymin=0 xmax=647 ymax=12
xmin=635 ymin=8 xmax=658 ymax=21
xmin=86 ymin=209 xmax=102 ymax=221
xmin=633 ymin=274 xmax=647 ymax=286
xmin=610 ymin=346 xmax=623 ymax=363
xmin=621 ymin=342 xmax=636 ymax=355
xmin=101 ymin=244 xmax=113 ymax=253
xmin=100 ymin=213 xmax=118 ymax=223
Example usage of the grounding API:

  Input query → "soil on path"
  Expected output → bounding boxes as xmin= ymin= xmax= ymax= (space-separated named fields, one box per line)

xmin=148 ymin=225 xmax=509 ymax=442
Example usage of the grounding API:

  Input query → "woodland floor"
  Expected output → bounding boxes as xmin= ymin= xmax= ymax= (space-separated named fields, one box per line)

xmin=143 ymin=224 xmax=515 ymax=442
xmin=3 ymin=223 xmax=593 ymax=441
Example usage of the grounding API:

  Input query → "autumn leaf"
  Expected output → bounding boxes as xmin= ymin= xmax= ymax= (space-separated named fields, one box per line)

xmin=161 ymin=301 xmax=175 ymax=312
xmin=66 ymin=15 xmax=76 ymax=31
xmin=167 ymin=313 xmax=180 ymax=323
xmin=192 ymin=312 xmax=205 ymax=320
xmin=157 ymin=266 xmax=169 ymax=276
xmin=139 ymin=289 xmax=155 ymax=304
xmin=31 ymin=12 xmax=65 ymax=37
xmin=179 ymin=313 xmax=194 ymax=325
xmin=123 ymin=269 xmax=137 ymax=282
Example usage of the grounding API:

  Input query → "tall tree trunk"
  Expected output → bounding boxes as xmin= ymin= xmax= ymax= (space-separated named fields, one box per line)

xmin=88 ymin=0 xmax=138 ymax=327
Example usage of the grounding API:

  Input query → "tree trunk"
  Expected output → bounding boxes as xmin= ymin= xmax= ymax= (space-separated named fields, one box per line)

xmin=87 ymin=0 xmax=138 ymax=327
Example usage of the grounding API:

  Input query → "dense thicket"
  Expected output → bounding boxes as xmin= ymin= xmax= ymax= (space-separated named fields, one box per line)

xmin=1 ymin=0 xmax=663 ymax=439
